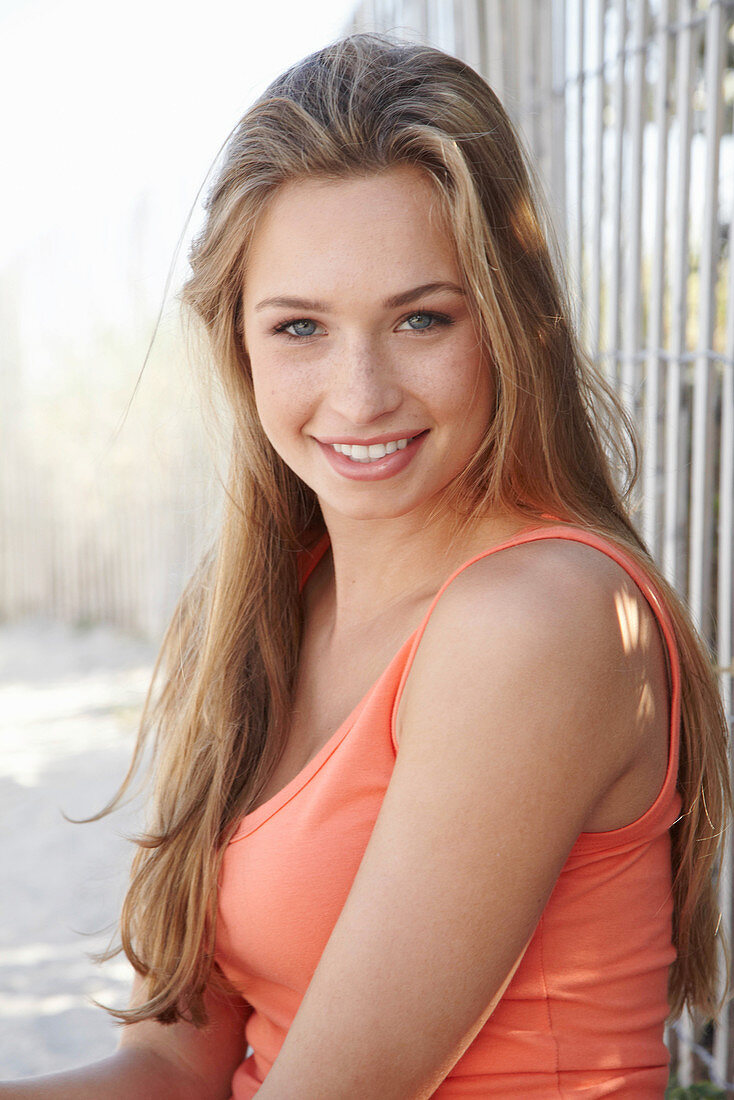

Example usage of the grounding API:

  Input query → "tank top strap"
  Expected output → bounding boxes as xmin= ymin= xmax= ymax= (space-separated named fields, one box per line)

xmin=388 ymin=524 xmax=682 ymax=803
xmin=297 ymin=532 xmax=331 ymax=592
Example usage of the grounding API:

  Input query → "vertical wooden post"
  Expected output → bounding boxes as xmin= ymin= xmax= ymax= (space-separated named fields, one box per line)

xmin=662 ymin=0 xmax=694 ymax=593
xmin=643 ymin=0 xmax=671 ymax=559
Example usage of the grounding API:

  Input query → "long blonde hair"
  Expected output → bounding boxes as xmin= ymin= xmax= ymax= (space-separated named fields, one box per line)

xmin=102 ymin=33 xmax=730 ymax=1027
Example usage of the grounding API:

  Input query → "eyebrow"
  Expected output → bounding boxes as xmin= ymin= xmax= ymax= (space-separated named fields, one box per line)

xmin=253 ymin=281 xmax=465 ymax=313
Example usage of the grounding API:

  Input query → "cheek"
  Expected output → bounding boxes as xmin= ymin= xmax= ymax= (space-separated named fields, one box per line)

xmin=457 ymin=340 xmax=493 ymax=408
xmin=429 ymin=346 xmax=490 ymax=416
xmin=471 ymin=360 xmax=494 ymax=414
xmin=449 ymin=362 xmax=493 ymax=442
xmin=249 ymin=357 xmax=285 ymax=441
xmin=250 ymin=359 xmax=313 ymax=441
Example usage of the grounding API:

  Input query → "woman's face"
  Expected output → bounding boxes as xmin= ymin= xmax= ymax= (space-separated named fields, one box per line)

xmin=241 ymin=165 xmax=493 ymax=524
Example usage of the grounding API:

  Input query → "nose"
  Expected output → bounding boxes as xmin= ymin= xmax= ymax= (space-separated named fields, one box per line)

xmin=326 ymin=337 xmax=403 ymax=425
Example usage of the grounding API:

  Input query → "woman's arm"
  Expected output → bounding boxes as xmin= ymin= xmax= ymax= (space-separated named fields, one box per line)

xmin=0 ymin=974 xmax=250 ymax=1099
xmin=0 ymin=1048 xmax=211 ymax=1100
xmin=255 ymin=541 xmax=667 ymax=1100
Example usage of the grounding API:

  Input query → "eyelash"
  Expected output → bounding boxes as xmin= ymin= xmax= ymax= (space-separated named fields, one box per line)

xmin=271 ymin=310 xmax=455 ymax=341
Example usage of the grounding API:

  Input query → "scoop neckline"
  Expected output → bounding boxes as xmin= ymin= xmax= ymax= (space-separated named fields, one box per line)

xmin=228 ymin=521 xmax=681 ymax=846
xmin=230 ymin=519 xmax=556 ymax=842
xmin=229 ymin=630 xmax=417 ymax=841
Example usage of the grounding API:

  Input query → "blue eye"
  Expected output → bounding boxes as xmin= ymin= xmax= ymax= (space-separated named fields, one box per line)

xmin=406 ymin=312 xmax=434 ymax=330
xmin=279 ymin=319 xmax=316 ymax=334
xmin=274 ymin=318 xmax=322 ymax=338
xmin=399 ymin=311 xmax=453 ymax=333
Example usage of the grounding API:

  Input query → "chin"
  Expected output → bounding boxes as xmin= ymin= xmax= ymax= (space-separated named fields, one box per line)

xmin=317 ymin=484 xmax=447 ymax=526
xmin=324 ymin=501 xmax=417 ymax=523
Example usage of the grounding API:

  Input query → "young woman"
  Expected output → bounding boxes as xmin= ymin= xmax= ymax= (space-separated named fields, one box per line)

xmin=3 ymin=32 xmax=730 ymax=1099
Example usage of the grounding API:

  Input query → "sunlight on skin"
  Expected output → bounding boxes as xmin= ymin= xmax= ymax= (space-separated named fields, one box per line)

xmin=614 ymin=588 xmax=641 ymax=656
xmin=613 ymin=588 xmax=658 ymax=726
xmin=636 ymin=681 xmax=656 ymax=725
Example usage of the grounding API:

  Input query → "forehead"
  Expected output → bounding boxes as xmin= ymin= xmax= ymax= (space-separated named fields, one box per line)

xmin=242 ymin=167 xmax=460 ymax=302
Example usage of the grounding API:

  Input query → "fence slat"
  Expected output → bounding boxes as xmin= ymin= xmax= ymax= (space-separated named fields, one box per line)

xmin=515 ymin=0 xmax=534 ymax=147
xmin=534 ymin=0 xmax=555 ymax=200
xmin=621 ymin=0 xmax=646 ymax=440
xmin=460 ymin=0 xmax=482 ymax=70
xmin=642 ymin=0 xmax=672 ymax=558
xmin=662 ymin=0 xmax=695 ymax=593
xmin=605 ymin=0 xmax=626 ymax=388
xmin=483 ymin=0 xmax=505 ymax=98
xmin=688 ymin=0 xmax=725 ymax=638
xmin=568 ymin=0 xmax=584 ymax=325
xmin=550 ymin=0 xmax=567 ymax=243
xmin=586 ymin=0 xmax=605 ymax=359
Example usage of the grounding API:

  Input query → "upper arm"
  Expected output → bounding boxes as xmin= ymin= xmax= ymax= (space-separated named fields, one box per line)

xmin=118 ymin=972 xmax=250 ymax=1100
xmin=255 ymin=541 xmax=659 ymax=1100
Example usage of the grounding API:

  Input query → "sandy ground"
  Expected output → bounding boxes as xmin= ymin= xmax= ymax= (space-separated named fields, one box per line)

xmin=0 ymin=619 xmax=158 ymax=1079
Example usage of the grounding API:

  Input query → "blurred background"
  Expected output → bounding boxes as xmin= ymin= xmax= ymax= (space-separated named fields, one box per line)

xmin=0 ymin=0 xmax=732 ymax=1091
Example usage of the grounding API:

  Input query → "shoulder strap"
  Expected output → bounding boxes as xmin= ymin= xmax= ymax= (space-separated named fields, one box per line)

xmin=297 ymin=532 xmax=331 ymax=592
xmin=389 ymin=525 xmax=682 ymax=788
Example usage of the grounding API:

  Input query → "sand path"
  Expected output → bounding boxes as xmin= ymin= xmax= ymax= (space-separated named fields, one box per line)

xmin=0 ymin=620 xmax=156 ymax=1077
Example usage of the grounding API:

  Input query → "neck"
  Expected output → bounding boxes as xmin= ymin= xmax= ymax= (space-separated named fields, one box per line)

xmin=315 ymin=504 xmax=531 ymax=633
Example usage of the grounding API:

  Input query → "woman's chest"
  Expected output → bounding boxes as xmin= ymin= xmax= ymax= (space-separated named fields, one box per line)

xmin=218 ymin=638 xmax=410 ymax=987
xmin=251 ymin=618 xmax=419 ymax=812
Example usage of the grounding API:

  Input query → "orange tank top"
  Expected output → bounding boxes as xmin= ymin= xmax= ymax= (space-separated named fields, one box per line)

xmin=215 ymin=524 xmax=681 ymax=1098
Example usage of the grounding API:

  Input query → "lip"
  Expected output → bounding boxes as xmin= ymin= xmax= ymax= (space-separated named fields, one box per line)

xmin=316 ymin=430 xmax=429 ymax=481
xmin=316 ymin=430 xmax=426 ymax=446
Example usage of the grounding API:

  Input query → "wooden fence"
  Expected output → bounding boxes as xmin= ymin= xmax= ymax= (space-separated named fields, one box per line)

xmin=0 ymin=288 xmax=220 ymax=640
xmin=348 ymin=0 xmax=734 ymax=1088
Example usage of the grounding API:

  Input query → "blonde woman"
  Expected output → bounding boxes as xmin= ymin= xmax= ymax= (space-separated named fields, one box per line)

xmin=3 ymin=33 xmax=730 ymax=1099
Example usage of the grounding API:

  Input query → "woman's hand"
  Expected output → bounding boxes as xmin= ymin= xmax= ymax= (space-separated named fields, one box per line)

xmin=0 ymin=974 xmax=249 ymax=1099
xmin=0 ymin=1048 xmax=203 ymax=1099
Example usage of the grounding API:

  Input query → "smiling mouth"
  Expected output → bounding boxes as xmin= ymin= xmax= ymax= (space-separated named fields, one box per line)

xmin=328 ymin=432 xmax=426 ymax=463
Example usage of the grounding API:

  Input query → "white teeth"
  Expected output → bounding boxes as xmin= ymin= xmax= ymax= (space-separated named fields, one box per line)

xmin=331 ymin=436 xmax=415 ymax=462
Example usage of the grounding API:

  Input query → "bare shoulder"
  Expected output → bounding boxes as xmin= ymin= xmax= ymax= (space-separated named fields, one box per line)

xmin=396 ymin=534 xmax=669 ymax=811
xmin=459 ymin=529 xmax=642 ymax=601
xmin=417 ymin=533 xmax=653 ymax=675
